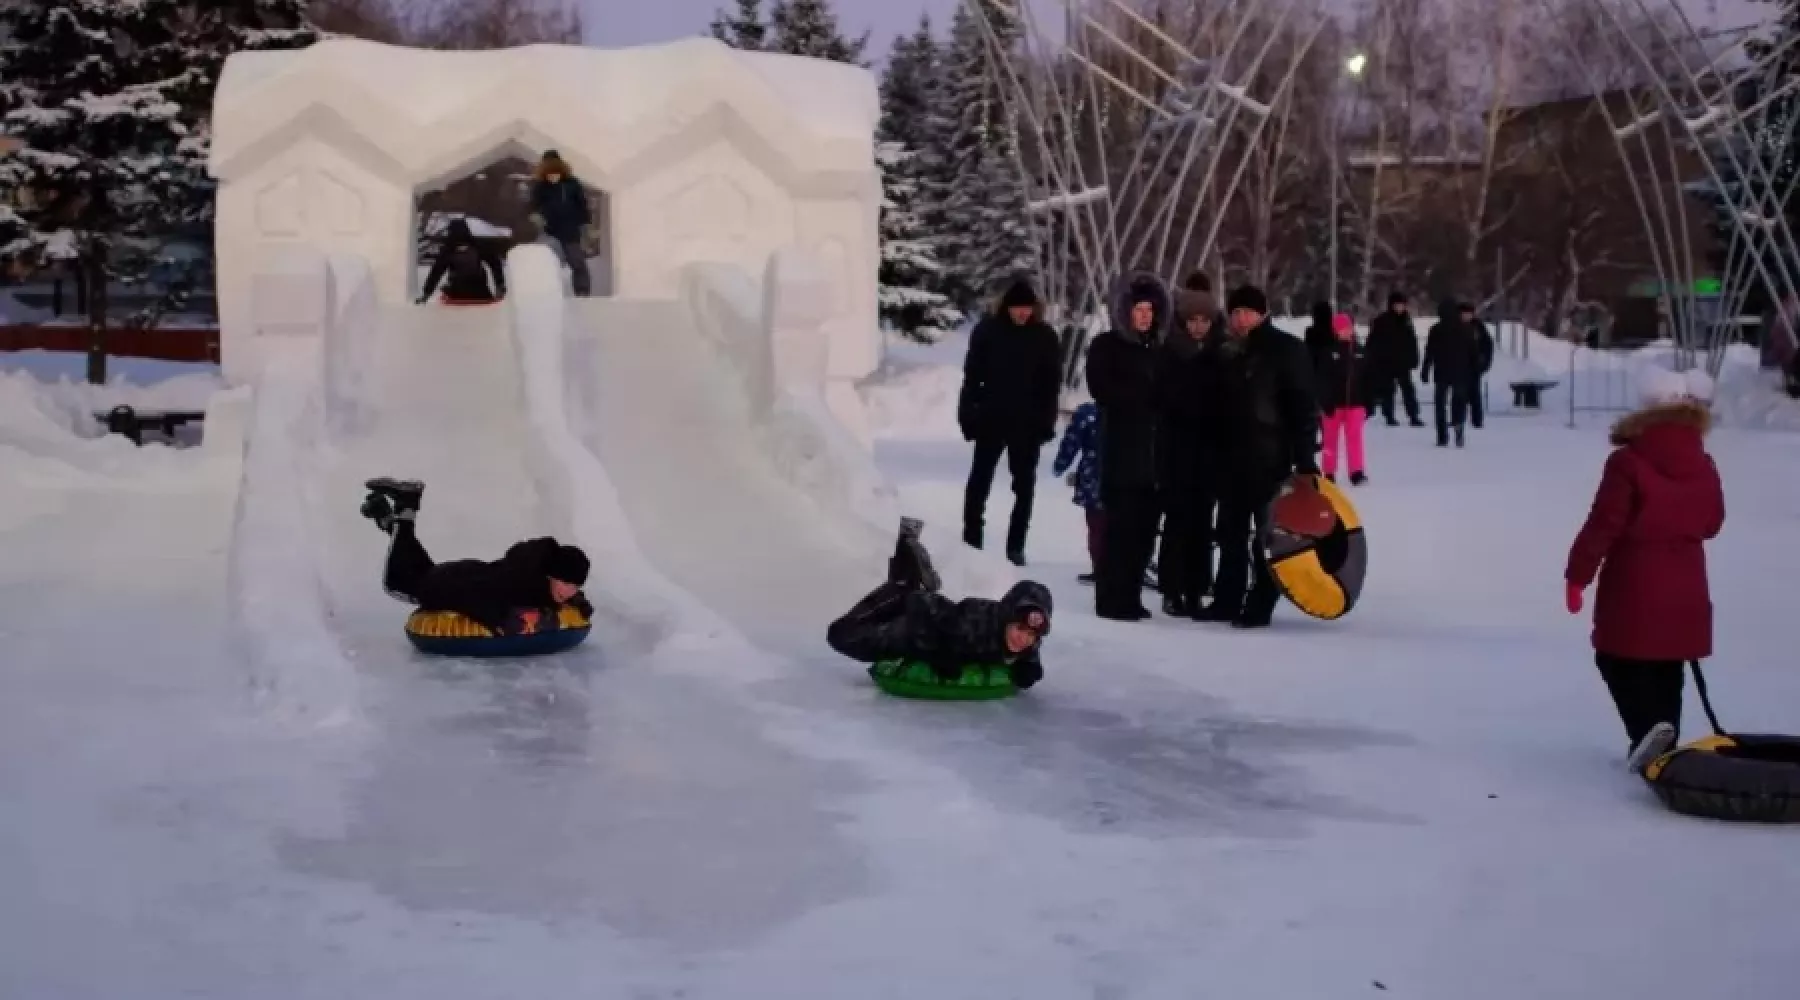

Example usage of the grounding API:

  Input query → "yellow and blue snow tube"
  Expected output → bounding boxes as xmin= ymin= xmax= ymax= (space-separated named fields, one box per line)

xmin=1267 ymin=475 xmax=1367 ymax=620
xmin=1643 ymin=733 xmax=1800 ymax=823
xmin=404 ymin=605 xmax=591 ymax=658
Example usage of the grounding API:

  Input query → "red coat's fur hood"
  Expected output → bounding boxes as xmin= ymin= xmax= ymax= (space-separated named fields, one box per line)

xmin=1609 ymin=400 xmax=1711 ymax=446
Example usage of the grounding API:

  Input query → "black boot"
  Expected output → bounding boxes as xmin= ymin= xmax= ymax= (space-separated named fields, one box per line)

xmin=962 ymin=524 xmax=982 ymax=550
xmin=1006 ymin=549 xmax=1026 ymax=567
xmin=366 ymin=477 xmax=424 ymax=516
xmin=360 ymin=492 xmax=395 ymax=534
xmin=1454 ymin=426 xmax=1465 ymax=448
xmin=1350 ymin=471 xmax=1367 ymax=486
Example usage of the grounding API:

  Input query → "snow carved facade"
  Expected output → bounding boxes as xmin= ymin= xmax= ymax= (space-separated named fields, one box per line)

xmin=209 ymin=37 xmax=880 ymax=385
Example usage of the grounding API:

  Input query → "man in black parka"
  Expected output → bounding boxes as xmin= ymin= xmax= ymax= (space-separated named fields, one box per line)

xmin=1198 ymin=285 xmax=1321 ymax=628
xmin=1154 ymin=284 xmax=1225 ymax=618
xmin=1422 ymin=299 xmax=1478 ymax=448
xmin=959 ymin=278 xmax=1064 ymax=566
xmin=1086 ymin=272 xmax=1170 ymax=621
xmin=1461 ymin=301 xmax=1495 ymax=429
xmin=1367 ymin=291 xmax=1424 ymax=427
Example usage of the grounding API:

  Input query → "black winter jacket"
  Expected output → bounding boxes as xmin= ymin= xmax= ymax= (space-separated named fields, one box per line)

xmin=531 ymin=177 xmax=591 ymax=241
xmin=416 ymin=536 xmax=570 ymax=632
xmin=1085 ymin=273 xmax=1171 ymax=491
xmin=1216 ymin=320 xmax=1321 ymax=485
xmin=1154 ymin=327 xmax=1226 ymax=491
xmin=1310 ymin=335 xmax=1367 ymax=413
xmin=421 ymin=221 xmax=506 ymax=303
xmin=1366 ymin=309 xmax=1420 ymax=375
xmin=1470 ymin=319 xmax=1496 ymax=377
xmin=1422 ymin=303 xmax=1478 ymax=384
xmin=958 ymin=309 xmax=1064 ymax=443
xmin=826 ymin=580 xmax=1051 ymax=688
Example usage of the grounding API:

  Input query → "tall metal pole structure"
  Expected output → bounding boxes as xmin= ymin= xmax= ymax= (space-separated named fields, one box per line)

xmin=1331 ymin=52 xmax=1366 ymax=309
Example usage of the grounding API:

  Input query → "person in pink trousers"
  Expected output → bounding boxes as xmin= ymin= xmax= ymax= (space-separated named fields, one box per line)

xmin=1312 ymin=312 xmax=1369 ymax=485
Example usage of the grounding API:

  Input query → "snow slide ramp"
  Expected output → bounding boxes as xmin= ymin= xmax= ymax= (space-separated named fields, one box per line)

xmin=566 ymin=289 xmax=1012 ymax=652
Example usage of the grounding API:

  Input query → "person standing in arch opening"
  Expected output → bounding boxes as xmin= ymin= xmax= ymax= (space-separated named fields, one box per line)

xmin=530 ymin=150 xmax=592 ymax=298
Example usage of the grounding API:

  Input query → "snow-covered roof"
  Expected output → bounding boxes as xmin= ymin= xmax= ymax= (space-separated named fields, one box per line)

xmin=210 ymin=37 xmax=878 ymax=193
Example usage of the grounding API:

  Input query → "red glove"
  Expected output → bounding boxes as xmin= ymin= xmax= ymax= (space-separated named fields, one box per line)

xmin=1565 ymin=582 xmax=1583 ymax=614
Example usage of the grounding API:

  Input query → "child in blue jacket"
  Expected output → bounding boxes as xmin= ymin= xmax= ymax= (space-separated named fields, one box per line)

xmin=1051 ymin=401 xmax=1103 ymax=582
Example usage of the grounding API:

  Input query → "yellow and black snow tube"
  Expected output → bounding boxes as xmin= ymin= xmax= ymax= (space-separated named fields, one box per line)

xmin=1267 ymin=475 xmax=1367 ymax=620
xmin=1642 ymin=733 xmax=1800 ymax=823
xmin=404 ymin=605 xmax=592 ymax=658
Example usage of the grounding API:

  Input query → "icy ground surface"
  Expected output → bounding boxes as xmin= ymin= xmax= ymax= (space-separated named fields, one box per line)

xmin=4 ymin=388 xmax=1800 ymax=997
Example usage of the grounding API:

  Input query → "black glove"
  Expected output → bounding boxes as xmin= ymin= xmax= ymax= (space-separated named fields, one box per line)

xmin=568 ymin=593 xmax=594 ymax=619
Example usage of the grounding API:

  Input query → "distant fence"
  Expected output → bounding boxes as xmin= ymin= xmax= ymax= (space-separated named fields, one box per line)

xmin=0 ymin=324 xmax=219 ymax=364
xmin=1565 ymin=339 xmax=1656 ymax=427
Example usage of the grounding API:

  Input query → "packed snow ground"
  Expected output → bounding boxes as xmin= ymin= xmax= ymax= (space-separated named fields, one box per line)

xmin=3 ymin=333 xmax=1800 ymax=998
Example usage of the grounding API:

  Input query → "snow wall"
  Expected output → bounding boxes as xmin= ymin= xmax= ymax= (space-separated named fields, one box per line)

xmin=209 ymin=36 xmax=882 ymax=399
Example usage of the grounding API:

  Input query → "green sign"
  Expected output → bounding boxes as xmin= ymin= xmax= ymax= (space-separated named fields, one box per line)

xmin=1626 ymin=276 xmax=1723 ymax=297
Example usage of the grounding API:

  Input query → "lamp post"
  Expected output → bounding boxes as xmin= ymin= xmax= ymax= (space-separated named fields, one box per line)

xmin=1330 ymin=53 xmax=1367 ymax=311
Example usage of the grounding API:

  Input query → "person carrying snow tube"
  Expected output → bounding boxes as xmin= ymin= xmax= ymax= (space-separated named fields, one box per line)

xmin=827 ymin=518 xmax=1050 ymax=700
xmin=417 ymin=217 xmax=507 ymax=306
xmin=360 ymin=478 xmax=594 ymax=657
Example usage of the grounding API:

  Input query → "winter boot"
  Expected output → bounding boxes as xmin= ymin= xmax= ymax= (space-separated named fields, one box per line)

xmin=360 ymin=492 xmax=396 ymax=534
xmin=1193 ymin=602 xmax=1237 ymax=623
xmin=1324 ymin=473 xmax=1337 ymax=484
xmin=1006 ymin=549 xmax=1027 ymax=568
xmin=962 ymin=524 xmax=983 ymax=551
xmin=1626 ymin=721 xmax=1678 ymax=775
xmin=1350 ymin=471 xmax=1367 ymax=486
xmin=1409 ymin=416 xmax=1426 ymax=428
xmin=889 ymin=518 xmax=941 ymax=594
xmin=366 ymin=477 xmax=424 ymax=517
xmin=1454 ymin=426 xmax=1466 ymax=448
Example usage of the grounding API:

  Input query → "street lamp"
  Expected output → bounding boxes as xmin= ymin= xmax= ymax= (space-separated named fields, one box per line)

xmin=1329 ymin=53 xmax=1366 ymax=314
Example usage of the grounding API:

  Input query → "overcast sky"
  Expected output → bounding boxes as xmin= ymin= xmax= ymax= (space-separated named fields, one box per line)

xmin=580 ymin=0 xmax=1768 ymax=62
xmin=581 ymin=0 xmax=962 ymax=56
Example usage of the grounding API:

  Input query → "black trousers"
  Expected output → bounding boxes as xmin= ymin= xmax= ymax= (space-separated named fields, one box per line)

xmin=1378 ymin=371 xmax=1421 ymax=423
xmin=1466 ymin=376 xmax=1485 ymax=428
xmin=1595 ymin=653 xmax=1685 ymax=747
xmin=1433 ymin=381 xmax=1469 ymax=441
xmin=1212 ymin=486 xmax=1279 ymax=621
xmin=382 ymin=520 xmax=434 ymax=604
xmin=826 ymin=538 xmax=934 ymax=669
xmin=963 ymin=436 xmax=1043 ymax=554
xmin=1158 ymin=479 xmax=1217 ymax=604
xmin=1096 ymin=483 xmax=1159 ymax=614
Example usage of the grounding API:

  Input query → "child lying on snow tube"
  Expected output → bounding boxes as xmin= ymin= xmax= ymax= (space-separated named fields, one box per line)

xmin=826 ymin=518 xmax=1051 ymax=691
xmin=360 ymin=477 xmax=592 ymax=637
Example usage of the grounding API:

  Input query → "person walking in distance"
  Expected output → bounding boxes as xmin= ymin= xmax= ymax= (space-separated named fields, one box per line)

xmin=1367 ymin=291 xmax=1424 ymax=427
xmin=529 ymin=150 xmax=592 ymax=298
xmin=958 ymin=278 xmax=1064 ymax=566
xmin=1086 ymin=272 xmax=1170 ymax=622
xmin=1462 ymin=301 xmax=1495 ymax=429
xmin=1197 ymin=285 xmax=1321 ymax=628
xmin=1313 ymin=312 xmax=1369 ymax=485
xmin=1421 ymin=299 xmax=1477 ymax=448
xmin=1154 ymin=284 xmax=1225 ymax=617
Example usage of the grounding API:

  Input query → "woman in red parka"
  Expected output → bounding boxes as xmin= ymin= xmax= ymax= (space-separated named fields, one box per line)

xmin=1565 ymin=366 xmax=1725 ymax=773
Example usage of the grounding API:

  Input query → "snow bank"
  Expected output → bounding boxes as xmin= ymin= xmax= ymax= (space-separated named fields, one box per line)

xmin=1626 ymin=342 xmax=1800 ymax=430
xmin=0 ymin=366 xmax=229 ymax=489
xmin=226 ymin=337 xmax=360 ymax=728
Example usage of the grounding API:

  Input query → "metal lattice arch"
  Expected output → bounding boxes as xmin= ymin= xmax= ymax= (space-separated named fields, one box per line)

xmin=963 ymin=0 xmax=1799 ymax=382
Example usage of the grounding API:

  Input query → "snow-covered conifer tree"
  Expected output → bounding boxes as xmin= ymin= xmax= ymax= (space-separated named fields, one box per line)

xmin=925 ymin=0 xmax=1036 ymax=314
xmin=878 ymin=141 xmax=961 ymax=341
xmin=768 ymin=0 xmax=866 ymax=64
xmin=709 ymin=0 xmax=767 ymax=50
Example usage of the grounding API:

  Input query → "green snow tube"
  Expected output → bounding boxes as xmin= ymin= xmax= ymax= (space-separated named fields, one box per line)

xmin=869 ymin=659 xmax=1018 ymax=701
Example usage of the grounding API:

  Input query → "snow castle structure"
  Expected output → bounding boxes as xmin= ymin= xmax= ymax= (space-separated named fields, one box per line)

xmin=208 ymin=37 xmax=882 ymax=394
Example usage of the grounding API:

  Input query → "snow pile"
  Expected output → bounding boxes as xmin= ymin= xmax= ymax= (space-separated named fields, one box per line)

xmin=0 ymin=356 xmax=221 ymax=426
xmin=225 ymin=337 xmax=360 ymax=728
xmin=0 ymin=366 xmax=225 ymax=487
xmin=1628 ymin=342 xmax=1800 ymax=431
xmin=861 ymin=326 xmax=971 ymax=440
xmin=321 ymin=253 xmax=376 ymax=442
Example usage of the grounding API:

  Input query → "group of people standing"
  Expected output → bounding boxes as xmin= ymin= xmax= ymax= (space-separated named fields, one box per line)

xmin=1362 ymin=293 xmax=1498 ymax=448
xmin=959 ymin=272 xmax=1506 ymax=631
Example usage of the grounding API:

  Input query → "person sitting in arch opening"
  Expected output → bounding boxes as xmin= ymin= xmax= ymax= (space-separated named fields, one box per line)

xmin=826 ymin=518 xmax=1051 ymax=689
xmin=417 ymin=217 xmax=507 ymax=305
xmin=360 ymin=478 xmax=591 ymax=636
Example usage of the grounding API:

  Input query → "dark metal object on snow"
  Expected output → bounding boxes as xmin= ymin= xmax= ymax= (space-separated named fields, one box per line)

xmin=95 ymin=405 xmax=205 ymax=446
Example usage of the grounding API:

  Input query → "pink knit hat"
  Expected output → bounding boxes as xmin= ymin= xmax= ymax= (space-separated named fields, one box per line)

xmin=1332 ymin=313 xmax=1353 ymax=338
